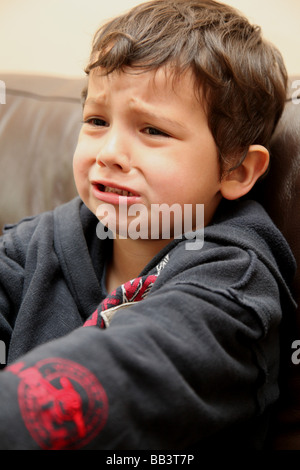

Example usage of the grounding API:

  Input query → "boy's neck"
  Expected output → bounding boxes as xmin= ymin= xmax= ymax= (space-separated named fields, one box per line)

xmin=105 ymin=237 xmax=171 ymax=293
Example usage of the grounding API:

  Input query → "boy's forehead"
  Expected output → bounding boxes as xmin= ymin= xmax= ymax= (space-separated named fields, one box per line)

xmin=85 ymin=66 xmax=200 ymax=106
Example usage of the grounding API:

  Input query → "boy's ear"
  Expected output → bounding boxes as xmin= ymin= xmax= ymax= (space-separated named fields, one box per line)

xmin=220 ymin=145 xmax=270 ymax=200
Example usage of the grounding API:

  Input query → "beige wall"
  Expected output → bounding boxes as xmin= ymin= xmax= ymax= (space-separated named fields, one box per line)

xmin=0 ymin=0 xmax=299 ymax=77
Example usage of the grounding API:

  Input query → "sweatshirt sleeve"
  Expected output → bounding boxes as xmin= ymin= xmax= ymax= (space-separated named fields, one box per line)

xmin=0 ymin=227 xmax=26 ymax=361
xmin=0 ymin=244 xmax=284 ymax=450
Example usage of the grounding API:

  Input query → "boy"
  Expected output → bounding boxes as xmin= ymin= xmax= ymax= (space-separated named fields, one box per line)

xmin=0 ymin=0 xmax=296 ymax=450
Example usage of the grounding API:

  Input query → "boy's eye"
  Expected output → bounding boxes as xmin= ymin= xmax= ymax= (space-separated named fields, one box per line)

xmin=143 ymin=127 xmax=170 ymax=138
xmin=83 ymin=118 xmax=108 ymax=127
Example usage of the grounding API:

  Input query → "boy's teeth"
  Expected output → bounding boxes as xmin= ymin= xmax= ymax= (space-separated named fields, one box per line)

xmin=104 ymin=186 xmax=135 ymax=197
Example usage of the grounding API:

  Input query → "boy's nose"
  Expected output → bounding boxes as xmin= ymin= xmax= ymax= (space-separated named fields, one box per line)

xmin=96 ymin=130 xmax=130 ymax=172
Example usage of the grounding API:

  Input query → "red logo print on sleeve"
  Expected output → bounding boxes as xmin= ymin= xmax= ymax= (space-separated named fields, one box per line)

xmin=8 ymin=358 xmax=108 ymax=450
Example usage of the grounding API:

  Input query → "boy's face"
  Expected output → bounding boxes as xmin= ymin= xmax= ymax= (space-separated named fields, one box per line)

xmin=73 ymin=67 xmax=223 ymax=238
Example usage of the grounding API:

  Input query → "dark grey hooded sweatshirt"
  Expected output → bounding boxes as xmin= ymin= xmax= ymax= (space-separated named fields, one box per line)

xmin=0 ymin=196 xmax=296 ymax=450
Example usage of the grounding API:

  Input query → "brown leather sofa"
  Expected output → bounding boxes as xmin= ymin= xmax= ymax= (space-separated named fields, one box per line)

xmin=0 ymin=73 xmax=84 ymax=227
xmin=260 ymin=77 xmax=300 ymax=450
xmin=0 ymin=72 xmax=300 ymax=449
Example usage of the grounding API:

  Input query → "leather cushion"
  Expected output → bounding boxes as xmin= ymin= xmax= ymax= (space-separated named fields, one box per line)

xmin=0 ymin=73 xmax=85 ymax=229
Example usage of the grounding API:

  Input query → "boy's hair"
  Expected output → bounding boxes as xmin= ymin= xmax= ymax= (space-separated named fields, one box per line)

xmin=84 ymin=0 xmax=287 ymax=175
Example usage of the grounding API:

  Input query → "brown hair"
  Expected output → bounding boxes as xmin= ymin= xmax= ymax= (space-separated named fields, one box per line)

xmin=84 ymin=0 xmax=287 ymax=175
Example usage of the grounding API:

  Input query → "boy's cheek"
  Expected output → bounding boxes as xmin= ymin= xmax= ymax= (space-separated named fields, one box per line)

xmin=72 ymin=152 xmax=83 ymax=177
xmin=73 ymin=150 xmax=90 ymax=189
xmin=73 ymin=141 xmax=94 ymax=168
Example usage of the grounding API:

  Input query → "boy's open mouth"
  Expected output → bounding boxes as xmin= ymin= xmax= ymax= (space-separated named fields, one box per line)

xmin=97 ymin=184 xmax=137 ymax=198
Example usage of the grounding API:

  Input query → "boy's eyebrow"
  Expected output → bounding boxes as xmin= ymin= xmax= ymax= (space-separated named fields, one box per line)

xmin=81 ymin=87 xmax=88 ymax=107
xmin=83 ymin=95 xmax=107 ymax=107
xmin=129 ymin=101 xmax=187 ymax=130
xmin=83 ymin=96 xmax=187 ymax=131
